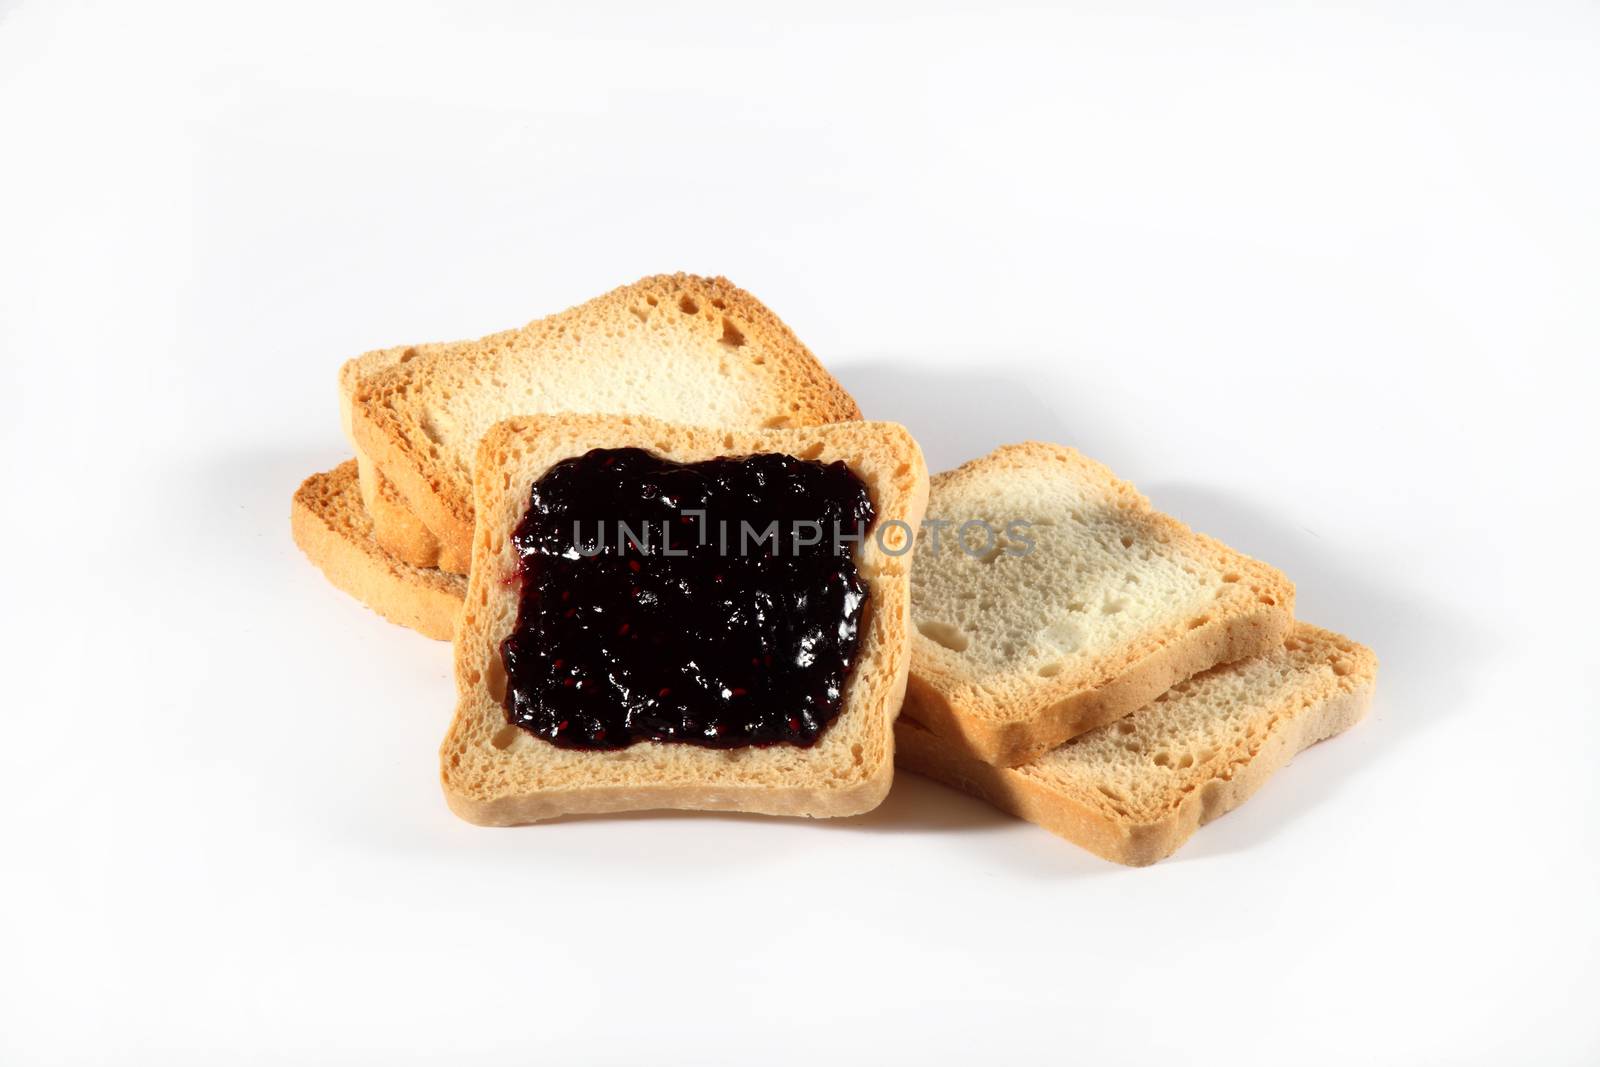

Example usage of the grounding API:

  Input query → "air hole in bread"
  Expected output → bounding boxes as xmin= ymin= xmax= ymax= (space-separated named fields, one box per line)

xmin=1177 ymin=753 xmax=1195 ymax=769
xmin=399 ymin=346 xmax=419 ymax=363
xmin=1259 ymin=594 xmax=1277 ymax=606
xmin=490 ymin=725 xmax=520 ymax=750
xmin=1330 ymin=659 xmax=1351 ymax=676
xmin=796 ymin=441 xmax=825 ymax=461
xmin=1120 ymin=534 xmax=1135 ymax=548
xmin=645 ymin=294 xmax=658 ymax=306
xmin=485 ymin=657 xmax=507 ymax=704
xmin=1153 ymin=751 xmax=1172 ymax=767
xmin=850 ymin=743 xmax=863 ymax=765
xmin=918 ymin=620 xmax=969 ymax=652
xmin=629 ymin=306 xmax=649 ymax=322
xmin=678 ymin=295 xmax=699 ymax=315
xmin=1116 ymin=720 xmax=1136 ymax=735
xmin=718 ymin=318 xmax=746 ymax=347
xmin=722 ymin=433 xmax=735 ymax=449
xmin=1037 ymin=661 xmax=1064 ymax=677
xmin=1222 ymin=572 xmax=1241 ymax=583
xmin=762 ymin=415 xmax=791 ymax=429
xmin=1188 ymin=616 xmax=1209 ymax=630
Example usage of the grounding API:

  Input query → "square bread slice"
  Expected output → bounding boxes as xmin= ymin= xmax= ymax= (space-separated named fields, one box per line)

xmin=337 ymin=344 xmax=466 ymax=572
xmin=290 ymin=461 xmax=466 ymax=641
xmin=349 ymin=274 xmax=863 ymax=575
xmin=442 ymin=413 xmax=929 ymax=825
xmin=906 ymin=443 xmax=1294 ymax=766
xmin=896 ymin=623 xmax=1377 ymax=866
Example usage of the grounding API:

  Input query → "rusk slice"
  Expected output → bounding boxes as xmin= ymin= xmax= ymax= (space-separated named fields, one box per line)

xmin=290 ymin=461 xmax=466 ymax=641
xmin=906 ymin=443 xmax=1294 ymax=766
xmin=442 ymin=414 xmax=927 ymax=825
xmin=897 ymin=623 xmax=1376 ymax=866
xmin=338 ymin=347 xmax=467 ymax=572
xmin=350 ymin=274 xmax=863 ymax=575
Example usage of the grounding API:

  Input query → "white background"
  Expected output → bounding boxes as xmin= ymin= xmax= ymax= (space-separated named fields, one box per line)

xmin=3 ymin=2 xmax=1596 ymax=1064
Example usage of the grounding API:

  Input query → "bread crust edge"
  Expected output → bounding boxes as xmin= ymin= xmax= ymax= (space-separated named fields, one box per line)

xmin=906 ymin=599 xmax=1295 ymax=766
xmin=896 ymin=653 xmax=1376 ymax=865
xmin=289 ymin=462 xmax=465 ymax=642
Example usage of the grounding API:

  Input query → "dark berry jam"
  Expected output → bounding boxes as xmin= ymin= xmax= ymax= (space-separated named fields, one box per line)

xmin=500 ymin=448 xmax=876 ymax=750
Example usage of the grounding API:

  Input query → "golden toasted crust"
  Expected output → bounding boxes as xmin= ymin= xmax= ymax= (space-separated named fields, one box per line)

xmin=905 ymin=442 xmax=1296 ymax=766
xmin=338 ymin=350 xmax=465 ymax=570
xmin=897 ymin=623 xmax=1377 ymax=865
xmin=440 ymin=413 xmax=927 ymax=825
xmin=352 ymin=452 xmax=472 ymax=573
xmin=289 ymin=461 xmax=466 ymax=641
xmin=349 ymin=274 xmax=863 ymax=574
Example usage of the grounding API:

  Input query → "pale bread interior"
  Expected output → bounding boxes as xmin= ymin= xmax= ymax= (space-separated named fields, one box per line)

xmin=907 ymin=442 xmax=1294 ymax=762
xmin=350 ymin=275 xmax=862 ymax=564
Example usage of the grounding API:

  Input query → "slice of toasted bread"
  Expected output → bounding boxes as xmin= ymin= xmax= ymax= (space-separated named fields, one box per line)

xmin=442 ymin=414 xmax=928 ymax=825
xmin=897 ymin=623 xmax=1376 ymax=865
xmin=350 ymin=274 xmax=863 ymax=575
xmin=905 ymin=443 xmax=1294 ymax=766
xmin=290 ymin=461 xmax=466 ymax=641
xmin=337 ymin=347 xmax=469 ymax=572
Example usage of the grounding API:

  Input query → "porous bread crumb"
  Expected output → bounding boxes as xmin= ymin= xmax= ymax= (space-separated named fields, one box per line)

xmin=349 ymin=274 xmax=863 ymax=574
xmin=905 ymin=442 xmax=1295 ymax=765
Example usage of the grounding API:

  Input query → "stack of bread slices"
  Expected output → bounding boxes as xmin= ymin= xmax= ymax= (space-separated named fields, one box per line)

xmin=292 ymin=273 xmax=1376 ymax=865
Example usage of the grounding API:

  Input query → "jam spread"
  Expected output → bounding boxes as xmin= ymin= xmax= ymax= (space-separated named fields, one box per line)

xmin=500 ymin=448 xmax=876 ymax=750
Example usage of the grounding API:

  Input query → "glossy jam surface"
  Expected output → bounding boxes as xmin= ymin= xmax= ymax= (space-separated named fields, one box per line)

xmin=500 ymin=448 xmax=876 ymax=750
